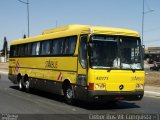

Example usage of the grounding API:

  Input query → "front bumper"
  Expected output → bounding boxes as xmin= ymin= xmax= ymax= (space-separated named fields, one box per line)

xmin=87 ymin=90 xmax=144 ymax=102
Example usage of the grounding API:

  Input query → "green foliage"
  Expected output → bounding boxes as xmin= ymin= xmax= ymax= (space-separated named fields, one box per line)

xmin=1 ymin=36 xmax=8 ymax=56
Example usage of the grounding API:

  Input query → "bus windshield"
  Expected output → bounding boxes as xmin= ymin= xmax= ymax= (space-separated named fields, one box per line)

xmin=89 ymin=35 xmax=143 ymax=70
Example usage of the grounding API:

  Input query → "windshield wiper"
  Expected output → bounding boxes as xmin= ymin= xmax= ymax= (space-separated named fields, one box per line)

xmin=131 ymin=69 xmax=136 ymax=73
xmin=107 ymin=68 xmax=112 ymax=72
xmin=107 ymin=67 xmax=119 ymax=72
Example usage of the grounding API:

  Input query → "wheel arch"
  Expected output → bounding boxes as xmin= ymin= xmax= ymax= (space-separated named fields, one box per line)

xmin=23 ymin=74 xmax=29 ymax=82
xmin=62 ymin=79 xmax=71 ymax=90
xmin=17 ymin=73 xmax=22 ymax=82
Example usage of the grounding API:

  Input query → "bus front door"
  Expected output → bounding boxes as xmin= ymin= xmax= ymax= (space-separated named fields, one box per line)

xmin=76 ymin=35 xmax=88 ymax=100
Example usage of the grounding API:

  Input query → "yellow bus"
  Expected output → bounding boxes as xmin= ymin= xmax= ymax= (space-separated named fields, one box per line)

xmin=9 ymin=24 xmax=145 ymax=103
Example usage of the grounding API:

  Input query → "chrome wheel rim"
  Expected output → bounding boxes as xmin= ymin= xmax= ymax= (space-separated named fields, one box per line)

xmin=19 ymin=80 xmax=22 ymax=89
xmin=66 ymin=88 xmax=73 ymax=99
xmin=25 ymin=81 xmax=29 ymax=89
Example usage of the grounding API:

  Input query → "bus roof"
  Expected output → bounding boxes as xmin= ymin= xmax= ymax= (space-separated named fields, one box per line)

xmin=11 ymin=24 xmax=140 ymax=45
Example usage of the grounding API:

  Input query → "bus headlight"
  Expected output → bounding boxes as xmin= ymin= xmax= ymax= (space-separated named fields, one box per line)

xmin=95 ymin=83 xmax=106 ymax=89
xmin=95 ymin=84 xmax=99 ymax=89
xmin=136 ymin=84 xmax=143 ymax=89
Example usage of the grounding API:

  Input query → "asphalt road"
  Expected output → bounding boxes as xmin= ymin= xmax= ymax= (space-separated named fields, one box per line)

xmin=0 ymin=73 xmax=160 ymax=120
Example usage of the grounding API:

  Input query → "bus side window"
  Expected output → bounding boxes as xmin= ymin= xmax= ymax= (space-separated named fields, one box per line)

xmin=52 ymin=38 xmax=64 ymax=55
xmin=32 ymin=42 xmax=40 ymax=56
xmin=10 ymin=45 xmax=17 ymax=57
xmin=17 ymin=45 xmax=24 ymax=57
xmin=79 ymin=36 xmax=87 ymax=68
xmin=27 ymin=43 xmax=32 ymax=56
xmin=13 ymin=46 xmax=17 ymax=57
xmin=24 ymin=43 xmax=32 ymax=56
xmin=24 ymin=44 xmax=28 ymax=56
xmin=41 ymin=41 xmax=51 ymax=55
xmin=64 ymin=36 xmax=77 ymax=55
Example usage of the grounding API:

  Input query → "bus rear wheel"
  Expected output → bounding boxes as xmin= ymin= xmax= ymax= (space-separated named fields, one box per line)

xmin=25 ymin=79 xmax=30 ymax=92
xmin=18 ymin=78 xmax=25 ymax=91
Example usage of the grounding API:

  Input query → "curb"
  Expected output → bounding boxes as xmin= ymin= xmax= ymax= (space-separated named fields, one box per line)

xmin=0 ymin=71 xmax=8 ymax=75
xmin=144 ymin=85 xmax=160 ymax=98
xmin=144 ymin=91 xmax=160 ymax=97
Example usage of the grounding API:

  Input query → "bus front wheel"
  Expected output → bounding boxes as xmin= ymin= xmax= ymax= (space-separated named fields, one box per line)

xmin=64 ymin=85 xmax=74 ymax=104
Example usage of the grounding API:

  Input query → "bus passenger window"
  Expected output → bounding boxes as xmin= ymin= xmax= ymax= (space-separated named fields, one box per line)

xmin=52 ymin=39 xmax=64 ymax=55
xmin=13 ymin=46 xmax=17 ymax=57
xmin=17 ymin=45 xmax=24 ymax=56
xmin=41 ymin=41 xmax=51 ymax=55
xmin=32 ymin=42 xmax=40 ymax=56
xmin=64 ymin=36 xmax=77 ymax=55
xmin=24 ymin=43 xmax=32 ymax=56
xmin=10 ymin=45 xmax=17 ymax=57
xmin=79 ymin=36 xmax=87 ymax=68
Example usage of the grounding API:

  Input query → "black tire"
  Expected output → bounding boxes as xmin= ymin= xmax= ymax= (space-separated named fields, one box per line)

xmin=64 ymin=85 xmax=74 ymax=104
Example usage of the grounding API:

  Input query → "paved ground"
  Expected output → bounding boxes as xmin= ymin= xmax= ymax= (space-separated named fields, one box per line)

xmin=0 ymin=62 xmax=8 ymax=73
xmin=0 ymin=72 xmax=160 ymax=119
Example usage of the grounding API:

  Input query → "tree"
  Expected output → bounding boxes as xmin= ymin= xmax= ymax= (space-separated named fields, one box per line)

xmin=23 ymin=34 xmax=26 ymax=39
xmin=1 ymin=36 xmax=8 ymax=56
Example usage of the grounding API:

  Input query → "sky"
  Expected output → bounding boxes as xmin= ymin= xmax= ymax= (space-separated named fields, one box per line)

xmin=0 ymin=0 xmax=160 ymax=50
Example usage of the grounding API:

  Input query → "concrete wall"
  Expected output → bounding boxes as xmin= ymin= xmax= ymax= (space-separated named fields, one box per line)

xmin=0 ymin=57 xmax=6 ymax=62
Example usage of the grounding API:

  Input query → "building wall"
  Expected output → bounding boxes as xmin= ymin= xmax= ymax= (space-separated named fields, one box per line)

xmin=0 ymin=57 xmax=5 ymax=62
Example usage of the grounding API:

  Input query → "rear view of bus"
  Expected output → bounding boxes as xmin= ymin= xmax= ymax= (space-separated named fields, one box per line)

xmin=79 ymin=27 xmax=144 ymax=102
